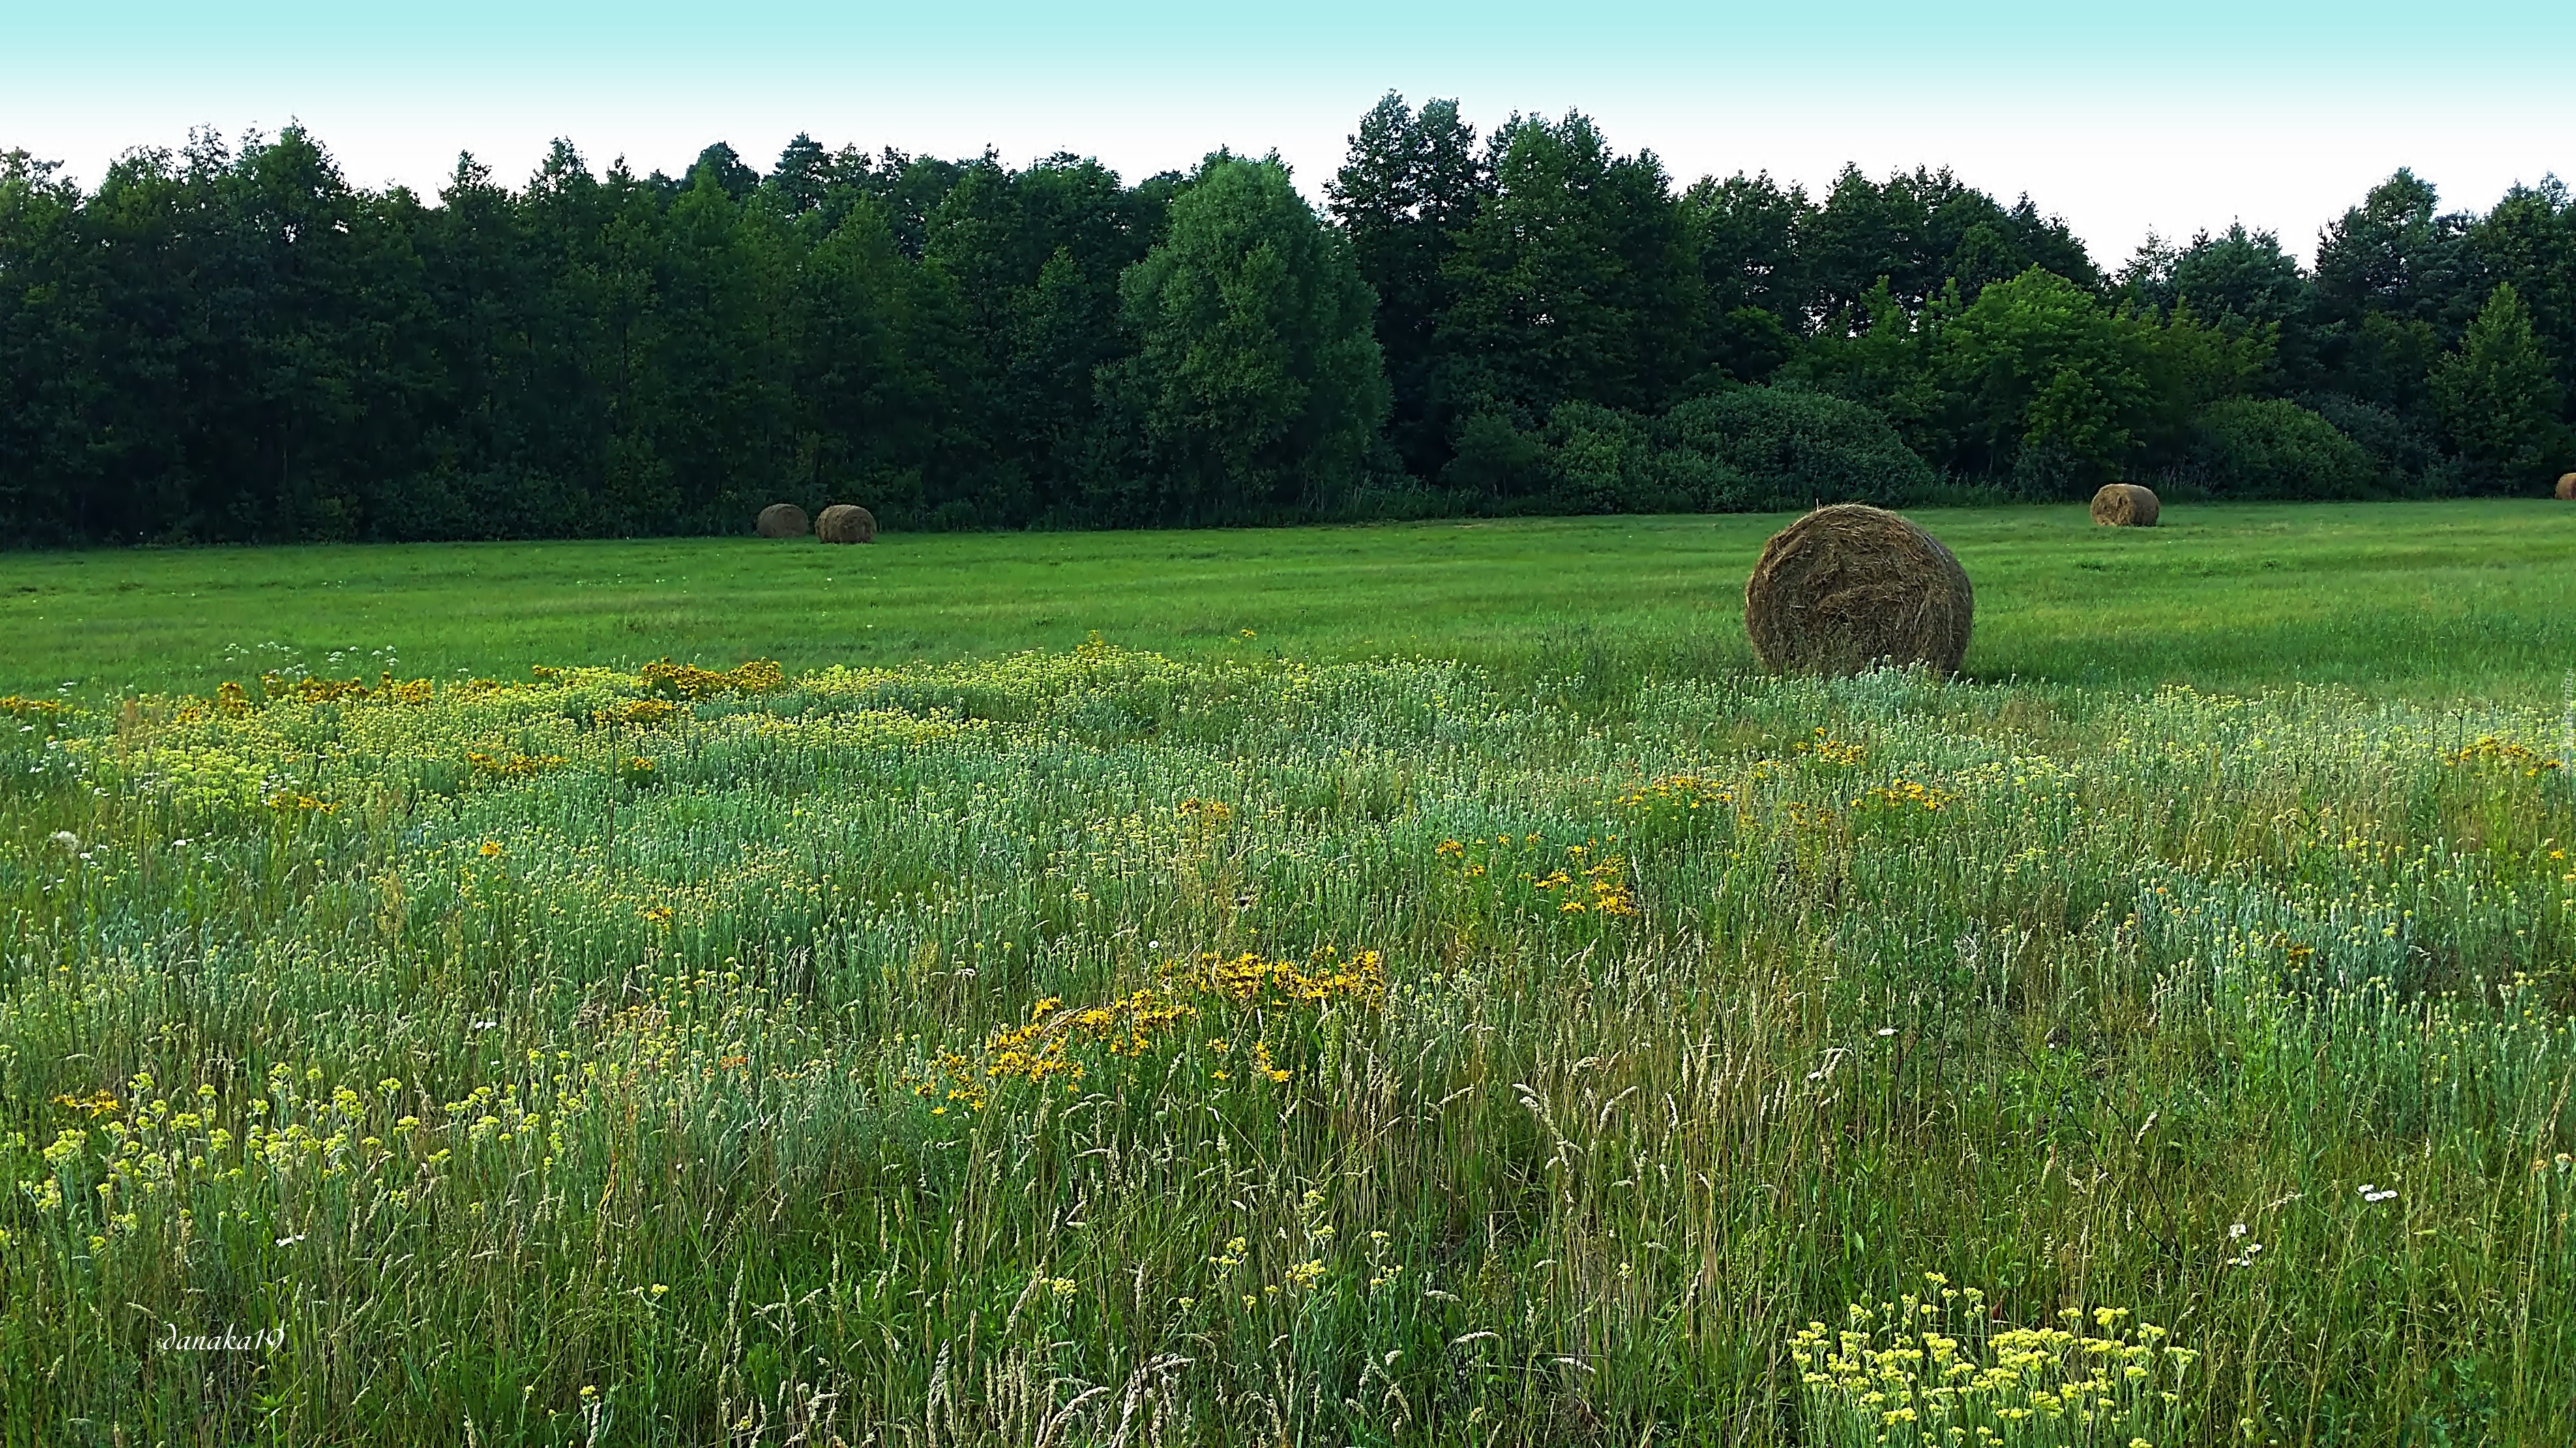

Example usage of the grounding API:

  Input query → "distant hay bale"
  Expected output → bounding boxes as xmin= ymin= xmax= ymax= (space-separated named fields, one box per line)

xmin=755 ymin=503 xmax=810 ymax=539
xmin=2558 ymin=472 xmax=2575 ymax=501
xmin=816 ymin=504 xmax=877 ymax=544
xmin=1743 ymin=504 xmax=1974 ymax=678
xmin=2090 ymin=483 xmax=2160 ymax=527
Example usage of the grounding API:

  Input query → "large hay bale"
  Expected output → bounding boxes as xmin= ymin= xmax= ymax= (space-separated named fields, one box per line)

xmin=2557 ymin=472 xmax=2575 ymax=500
xmin=755 ymin=503 xmax=810 ymax=538
xmin=1744 ymin=504 xmax=1974 ymax=678
xmin=816 ymin=504 xmax=877 ymax=544
xmin=2090 ymin=482 xmax=2160 ymax=527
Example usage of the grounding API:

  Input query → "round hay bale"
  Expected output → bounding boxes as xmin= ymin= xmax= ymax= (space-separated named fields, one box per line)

xmin=755 ymin=503 xmax=810 ymax=538
xmin=2556 ymin=471 xmax=2576 ymax=501
xmin=2089 ymin=483 xmax=2160 ymax=527
xmin=815 ymin=504 xmax=877 ymax=544
xmin=1744 ymin=504 xmax=1974 ymax=678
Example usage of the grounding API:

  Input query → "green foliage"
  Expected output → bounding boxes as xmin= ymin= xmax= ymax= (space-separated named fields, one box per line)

xmin=1797 ymin=269 xmax=2268 ymax=497
xmin=1327 ymin=93 xmax=1491 ymax=481
xmin=2172 ymin=398 xmax=2382 ymax=500
xmin=2431 ymin=282 xmax=2573 ymax=492
xmin=1433 ymin=110 xmax=1704 ymax=477
xmin=1095 ymin=157 xmax=1389 ymax=524
xmin=7 ymin=113 xmax=2576 ymax=540
xmin=1660 ymin=385 xmax=1934 ymax=508
xmin=1434 ymin=385 xmax=1928 ymax=515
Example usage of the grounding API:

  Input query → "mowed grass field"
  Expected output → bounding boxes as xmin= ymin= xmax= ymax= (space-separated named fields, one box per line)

xmin=4 ymin=500 xmax=2576 ymax=1447
xmin=6 ymin=499 xmax=2576 ymax=700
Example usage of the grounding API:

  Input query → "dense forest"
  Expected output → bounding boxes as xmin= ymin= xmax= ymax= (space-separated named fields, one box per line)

xmin=3 ymin=95 xmax=2571 ymax=544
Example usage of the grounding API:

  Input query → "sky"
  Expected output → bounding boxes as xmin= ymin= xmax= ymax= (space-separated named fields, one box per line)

xmin=7 ymin=0 xmax=2572 ymax=266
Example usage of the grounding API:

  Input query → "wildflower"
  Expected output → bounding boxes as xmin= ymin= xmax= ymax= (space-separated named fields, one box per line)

xmin=477 ymin=841 xmax=502 ymax=858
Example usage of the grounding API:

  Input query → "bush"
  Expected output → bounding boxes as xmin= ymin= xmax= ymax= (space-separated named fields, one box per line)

xmin=1659 ymin=385 xmax=1935 ymax=510
xmin=2300 ymin=392 xmax=2438 ymax=492
xmin=2176 ymin=398 xmax=2379 ymax=500
xmin=1423 ymin=385 xmax=1945 ymax=517
xmin=1537 ymin=402 xmax=1706 ymax=514
xmin=1434 ymin=386 xmax=1940 ymax=516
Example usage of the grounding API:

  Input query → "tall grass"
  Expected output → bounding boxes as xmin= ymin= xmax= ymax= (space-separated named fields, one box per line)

xmin=1 ymin=640 xmax=2571 ymax=1445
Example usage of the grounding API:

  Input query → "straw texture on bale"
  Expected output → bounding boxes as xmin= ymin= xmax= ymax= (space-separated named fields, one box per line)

xmin=2090 ymin=483 xmax=2160 ymax=527
xmin=1743 ymin=504 xmax=1974 ymax=678
xmin=816 ymin=504 xmax=877 ymax=544
xmin=755 ymin=503 xmax=810 ymax=539
xmin=2558 ymin=472 xmax=2575 ymax=501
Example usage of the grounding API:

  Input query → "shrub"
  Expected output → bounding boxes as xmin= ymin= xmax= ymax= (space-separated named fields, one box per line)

xmin=2180 ymin=398 xmax=2378 ymax=500
xmin=2300 ymin=391 xmax=2437 ymax=492
xmin=1660 ymin=385 xmax=1935 ymax=511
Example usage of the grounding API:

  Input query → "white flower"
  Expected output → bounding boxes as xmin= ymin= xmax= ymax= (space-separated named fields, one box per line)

xmin=49 ymin=831 xmax=79 ymax=852
xmin=2230 ymin=1223 xmax=2248 ymax=1239
xmin=471 ymin=1019 xmax=497 ymax=1031
xmin=275 ymin=1234 xmax=305 ymax=1247
xmin=1876 ymin=1027 xmax=1897 ymax=1037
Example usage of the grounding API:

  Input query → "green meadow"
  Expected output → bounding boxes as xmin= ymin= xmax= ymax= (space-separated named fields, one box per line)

xmin=6 ymin=499 xmax=2575 ymax=700
xmin=4 ymin=501 xmax=2576 ymax=1446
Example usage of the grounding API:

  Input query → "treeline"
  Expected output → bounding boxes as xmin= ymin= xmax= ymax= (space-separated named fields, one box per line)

xmin=2 ymin=97 xmax=2571 ymax=544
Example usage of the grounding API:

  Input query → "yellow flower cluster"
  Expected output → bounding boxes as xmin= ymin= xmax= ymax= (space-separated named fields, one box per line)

xmin=191 ymin=672 xmax=439 ymax=717
xmin=0 ymin=694 xmax=71 ymax=720
xmin=2446 ymin=735 xmax=2564 ymax=778
xmin=265 ymin=790 xmax=339 ymax=815
xmin=1796 ymin=728 xmax=1868 ymax=767
xmin=905 ymin=949 xmax=1384 ymax=1112
xmin=1530 ymin=853 xmax=1639 ymax=915
xmin=1177 ymin=947 xmax=1387 ymax=1005
xmin=465 ymin=750 xmax=569 ymax=779
xmin=1614 ymin=773 xmax=1734 ymax=814
xmin=1437 ymin=836 xmax=1640 ymax=916
xmin=1792 ymin=1277 xmax=2195 ymax=1447
xmin=604 ymin=697 xmax=679 ymax=727
xmin=1854 ymin=778 xmax=1957 ymax=814
xmin=640 ymin=657 xmax=785 ymax=700
xmin=50 ymin=1089 xmax=121 ymax=1119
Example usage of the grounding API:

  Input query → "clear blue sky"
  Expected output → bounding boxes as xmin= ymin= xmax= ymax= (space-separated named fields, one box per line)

xmin=8 ymin=1 xmax=2570 ymax=264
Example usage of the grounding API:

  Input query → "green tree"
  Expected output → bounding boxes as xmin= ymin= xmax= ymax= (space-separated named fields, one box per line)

xmin=1929 ymin=269 xmax=2152 ymax=490
xmin=1097 ymin=158 xmax=1387 ymax=524
xmin=1681 ymin=171 xmax=1811 ymax=381
xmin=2431 ymin=282 xmax=2571 ymax=490
xmin=1433 ymin=111 xmax=1700 ymax=492
xmin=1328 ymin=93 xmax=1490 ymax=481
